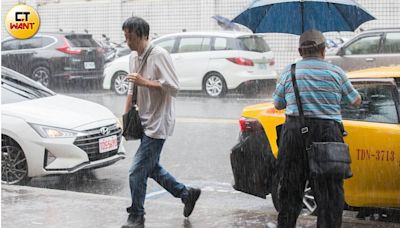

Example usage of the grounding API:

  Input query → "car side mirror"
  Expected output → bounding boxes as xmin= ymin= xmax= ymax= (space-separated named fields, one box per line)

xmin=338 ymin=47 xmax=345 ymax=56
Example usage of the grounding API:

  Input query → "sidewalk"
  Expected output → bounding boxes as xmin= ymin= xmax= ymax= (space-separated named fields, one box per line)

xmin=2 ymin=185 xmax=399 ymax=228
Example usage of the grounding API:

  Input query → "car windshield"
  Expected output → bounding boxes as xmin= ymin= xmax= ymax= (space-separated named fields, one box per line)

xmin=1 ymin=67 xmax=55 ymax=104
xmin=237 ymin=36 xmax=271 ymax=53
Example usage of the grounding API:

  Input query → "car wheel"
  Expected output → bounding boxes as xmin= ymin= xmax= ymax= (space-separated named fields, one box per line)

xmin=32 ymin=66 xmax=51 ymax=87
xmin=112 ymin=71 xmax=129 ymax=95
xmin=1 ymin=136 xmax=30 ymax=185
xmin=271 ymin=176 xmax=317 ymax=216
xmin=203 ymin=72 xmax=227 ymax=97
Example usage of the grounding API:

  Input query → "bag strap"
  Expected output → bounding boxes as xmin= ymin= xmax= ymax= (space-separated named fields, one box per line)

xmin=290 ymin=63 xmax=312 ymax=149
xmin=132 ymin=45 xmax=154 ymax=105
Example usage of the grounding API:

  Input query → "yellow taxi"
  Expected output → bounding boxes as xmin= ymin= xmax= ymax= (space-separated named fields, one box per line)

xmin=231 ymin=66 xmax=400 ymax=214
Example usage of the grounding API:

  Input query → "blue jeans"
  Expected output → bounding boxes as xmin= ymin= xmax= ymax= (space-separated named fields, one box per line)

xmin=129 ymin=135 xmax=188 ymax=215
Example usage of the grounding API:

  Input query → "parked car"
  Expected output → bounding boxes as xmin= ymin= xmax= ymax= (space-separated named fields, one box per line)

xmin=103 ymin=31 xmax=277 ymax=97
xmin=1 ymin=67 xmax=125 ymax=185
xmin=97 ymin=34 xmax=130 ymax=63
xmin=231 ymin=66 xmax=400 ymax=214
xmin=1 ymin=32 xmax=105 ymax=87
xmin=326 ymin=28 xmax=400 ymax=72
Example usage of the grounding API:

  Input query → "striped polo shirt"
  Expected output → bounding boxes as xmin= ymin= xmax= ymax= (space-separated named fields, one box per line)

xmin=273 ymin=58 xmax=360 ymax=122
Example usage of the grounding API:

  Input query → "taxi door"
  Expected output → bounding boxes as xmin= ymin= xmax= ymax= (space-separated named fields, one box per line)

xmin=341 ymin=78 xmax=400 ymax=208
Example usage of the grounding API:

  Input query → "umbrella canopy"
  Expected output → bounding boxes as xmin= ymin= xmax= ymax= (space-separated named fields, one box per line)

xmin=212 ymin=15 xmax=241 ymax=31
xmin=232 ymin=0 xmax=375 ymax=35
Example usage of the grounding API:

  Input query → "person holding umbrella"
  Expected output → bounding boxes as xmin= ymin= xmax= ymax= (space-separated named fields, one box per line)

xmin=272 ymin=29 xmax=361 ymax=227
xmin=232 ymin=1 xmax=374 ymax=227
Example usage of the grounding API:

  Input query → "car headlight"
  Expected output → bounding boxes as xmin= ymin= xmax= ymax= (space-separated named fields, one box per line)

xmin=29 ymin=123 xmax=83 ymax=138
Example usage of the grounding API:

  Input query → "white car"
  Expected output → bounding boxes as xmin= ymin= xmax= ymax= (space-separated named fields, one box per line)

xmin=2 ymin=67 xmax=126 ymax=185
xmin=103 ymin=31 xmax=277 ymax=97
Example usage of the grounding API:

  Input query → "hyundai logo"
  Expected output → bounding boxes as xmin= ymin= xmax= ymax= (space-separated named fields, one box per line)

xmin=99 ymin=127 xmax=111 ymax=135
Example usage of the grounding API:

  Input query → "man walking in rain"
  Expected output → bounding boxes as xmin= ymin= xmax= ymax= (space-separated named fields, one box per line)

xmin=273 ymin=30 xmax=361 ymax=227
xmin=121 ymin=16 xmax=201 ymax=228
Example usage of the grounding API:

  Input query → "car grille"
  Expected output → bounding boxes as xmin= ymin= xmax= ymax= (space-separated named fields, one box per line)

xmin=73 ymin=124 xmax=122 ymax=161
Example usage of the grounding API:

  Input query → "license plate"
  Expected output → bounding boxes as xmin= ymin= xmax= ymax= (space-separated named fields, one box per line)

xmin=84 ymin=62 xmax=96 ymax=69
xmin=258 ymin=64 xmax=267 ymax=70
xmin=99 ymin=135 xmax=118 ymax=153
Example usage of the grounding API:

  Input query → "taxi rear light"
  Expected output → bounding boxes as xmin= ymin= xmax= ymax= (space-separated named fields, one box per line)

xmin=239 ymin=117 xmax=260 ymax=132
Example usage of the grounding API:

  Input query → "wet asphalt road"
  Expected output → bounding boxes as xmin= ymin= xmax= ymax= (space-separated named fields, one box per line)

xmin=24 ymin=86 xmax=274 ymax=211
xmin=18 ymin=85 xmax=400 ymax=224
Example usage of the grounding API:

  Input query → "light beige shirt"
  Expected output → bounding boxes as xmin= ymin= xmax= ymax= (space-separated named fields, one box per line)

xmin=129 ymin=45 xmax=180 ymax=139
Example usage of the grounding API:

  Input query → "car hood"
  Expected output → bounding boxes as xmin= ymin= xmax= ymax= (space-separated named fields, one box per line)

xmin=2 ymin=94 xmax=116 ymax=130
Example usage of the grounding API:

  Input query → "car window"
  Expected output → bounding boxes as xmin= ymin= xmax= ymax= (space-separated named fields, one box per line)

xmin=154 ymin=38 xmax=175 ymax=53
xmin=382 ymin=32 xmax=400 ymax=54
xmin=41 ymin=37 xmax=55 ymax=47
xmin=66 ymin=35 xmax=100 ymax=47
xmin=19 ymin=37 xmax=43 ymax=49
xmin=2 ymin=39 xmax=19 ymax=51
xmin=345 ymin=35 xmax=381 ymax=55
xmin=214 ymin=37 xmax=228 ymax=50
xmin=341 ymin=81 xmax=398 ymax=124
xmin=178 ymin=37 xmax=204 ymax=53
xmin=201 ymin=38 xmax=211 ymax=51
xmin=237 ymin=36 xmax=271 ymax=52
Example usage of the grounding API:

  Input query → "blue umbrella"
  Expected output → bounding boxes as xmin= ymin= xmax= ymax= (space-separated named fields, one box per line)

xmin=212 ymin=15 xmax=241 ymax=31
xmin=232 ymin=0 xmax=375 ymax=35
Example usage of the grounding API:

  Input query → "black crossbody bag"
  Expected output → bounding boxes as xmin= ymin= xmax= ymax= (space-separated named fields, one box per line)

xmin=122 ymin=45 xmax=154 ymax=140
xmin=290 ymin=64 xmax=352 ymax=179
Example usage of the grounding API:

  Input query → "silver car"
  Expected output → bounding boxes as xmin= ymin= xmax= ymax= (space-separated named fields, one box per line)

xmin=325 ymin=28 xmax=400 ymax=72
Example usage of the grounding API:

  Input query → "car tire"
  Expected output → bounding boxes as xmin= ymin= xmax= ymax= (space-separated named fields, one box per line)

xmin=32 ymin=66 xmax=51 ymax=88
xmin=1 ymin=135 xmax=30 ymax=185
xmin=203 ymin=72 xmax=227 ymax=97
xmin=112 ymin=71 xmax=129 ymax=95
xmin=271 ymin=175 xmax=317 ymax=216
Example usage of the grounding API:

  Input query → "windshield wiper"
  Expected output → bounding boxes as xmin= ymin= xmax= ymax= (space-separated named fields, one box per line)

xmin=2 ymin=76 xmax=54 ymax=96
xmin=2 ymin=80 xmax=43 ymax=98
xmin=2 ymin=83 xmax=34 ymax=99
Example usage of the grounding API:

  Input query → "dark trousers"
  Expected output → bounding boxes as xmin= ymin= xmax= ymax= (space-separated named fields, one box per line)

xmin=276 ymin=116 xmax=345 ymax=228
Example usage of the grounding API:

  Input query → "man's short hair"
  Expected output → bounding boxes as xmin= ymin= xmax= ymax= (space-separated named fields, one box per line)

xmin=298 ymin=29 xmax=326 ymax=55
xmin=122 ymin=16 xmax=150 ymax=39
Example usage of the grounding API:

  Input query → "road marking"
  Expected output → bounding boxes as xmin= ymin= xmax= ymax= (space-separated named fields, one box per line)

xmin=146 ymin=189 xmax=167 ymax=199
